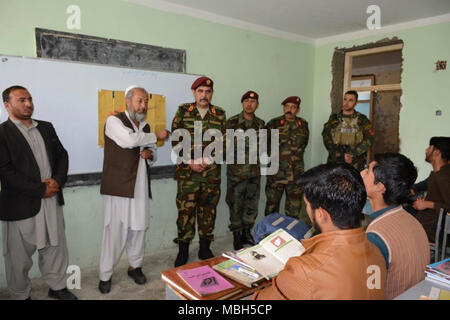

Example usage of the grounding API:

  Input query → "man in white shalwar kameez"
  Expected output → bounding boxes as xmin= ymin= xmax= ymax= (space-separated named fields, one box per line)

xmin=98 ymin=86 xmax=169 ymax=294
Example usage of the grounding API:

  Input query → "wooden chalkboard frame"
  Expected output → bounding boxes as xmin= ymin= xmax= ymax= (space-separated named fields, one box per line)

xmin=65 ymin=165 xmax=175 ymax=187
xmin=35 ymin=28 xmax=186 ymax=73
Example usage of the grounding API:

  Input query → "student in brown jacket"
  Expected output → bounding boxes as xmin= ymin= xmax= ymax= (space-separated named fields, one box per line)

xmin=413 ymin=137 xmax=450 ymax=243
xmin=253 ymin=163 xmax=386 ymax=300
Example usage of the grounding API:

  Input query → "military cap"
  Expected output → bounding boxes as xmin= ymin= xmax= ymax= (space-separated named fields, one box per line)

xmin=282 ymin=96 xmax=301 ymax=106
xmin=191 ymin=76 xmax=214 ymax=90
xmin=241 ymin=90 xmax=259 ymax=102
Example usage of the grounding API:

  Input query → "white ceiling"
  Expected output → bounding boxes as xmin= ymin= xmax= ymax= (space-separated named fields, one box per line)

xmin=125 ymin=0 xmax=450 ymax=44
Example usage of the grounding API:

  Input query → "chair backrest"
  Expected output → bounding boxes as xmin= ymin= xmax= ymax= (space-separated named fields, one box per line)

xmin=441 ymin=212 xmax=450 ymax=260
xmin=431 ymin=208 xmax=444 ymax=262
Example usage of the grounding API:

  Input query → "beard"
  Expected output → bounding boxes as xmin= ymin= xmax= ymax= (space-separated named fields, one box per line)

xmin=129 ymin=109 xmax=146 ymax=122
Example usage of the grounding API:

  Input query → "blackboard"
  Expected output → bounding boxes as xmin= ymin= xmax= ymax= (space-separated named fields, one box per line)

xmin=35 ymin=28 xmax=186 ymax=73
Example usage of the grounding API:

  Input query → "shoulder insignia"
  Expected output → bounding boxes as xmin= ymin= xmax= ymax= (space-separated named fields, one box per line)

xmin=368 ymin=128 xmax=375 ymax=136
xmin=211 ymin=106 xmax=216 ymax=114
xmin=187 ymin=104 xmax=194 ymax=112
xmin=173 ymin=117 xmax=177 ymax=123
xmin=297 ymin=120 xmax=302 ymax=126
xmin=280 ymin=119 xmax=285 ymax=125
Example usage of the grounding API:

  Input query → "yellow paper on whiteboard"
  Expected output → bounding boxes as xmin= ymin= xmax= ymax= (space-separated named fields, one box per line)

xmin=98 ymin=90 xmax=166 ymax=147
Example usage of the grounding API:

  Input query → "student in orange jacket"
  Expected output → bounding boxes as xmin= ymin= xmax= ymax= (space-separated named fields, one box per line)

xmin=253 ymin=163 xmax=386 ymax=300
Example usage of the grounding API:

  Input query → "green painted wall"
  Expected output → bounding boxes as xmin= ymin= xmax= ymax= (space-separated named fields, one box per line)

xmin=0 ymin=0 xmax=449 ymax=290
xmin=0 ymin=0 xmax=314 ymax=288
xmin=311 ymin=22 xmax=450 ymax=181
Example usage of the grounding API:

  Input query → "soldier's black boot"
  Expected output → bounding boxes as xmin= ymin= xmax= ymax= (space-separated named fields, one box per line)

xmin=233 ymin=231 xmax=243 ymax=250
xmin=174 ymin=242 xmax=189 ymax=267
xmin=198 ymin=238 xmax=214 ymax=260
xmin=242 ymin=228 xmax=255 ymax=246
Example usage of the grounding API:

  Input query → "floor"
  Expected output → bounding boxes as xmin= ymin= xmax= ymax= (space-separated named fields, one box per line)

xmin=0 ymin=233 xmax=235 ymax=300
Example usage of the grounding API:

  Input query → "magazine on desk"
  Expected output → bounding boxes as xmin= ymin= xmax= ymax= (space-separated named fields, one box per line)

xmin=425 ymin=258 xmax=450 ymax=287
xmin=176 ymin=265 xmax=234 ymax=297
xmin=212 ymin=259 xmax=265 ymax=288
xmin=235 ymin=228 xmax=306 ymax=279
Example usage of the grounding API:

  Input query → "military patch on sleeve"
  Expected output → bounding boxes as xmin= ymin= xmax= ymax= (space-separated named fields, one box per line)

xmin=211 ymin=106 xmax=216 ymax=114
xmin=297 ymin=120 xmax=302 ymax=126
xmin=188 ymin=105 xmax=194 ymax=112
xmin=280 ymin=119 xmax=285 ymax=125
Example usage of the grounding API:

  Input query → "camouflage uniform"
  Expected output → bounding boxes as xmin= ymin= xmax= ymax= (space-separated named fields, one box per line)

xmin=171 ymin=103 xmax=226 ymax=244
xmin=264 ymin=115 xmax=309 ymax=219
xmin=322 ymin=111 xmax=374 ymax=172
xmin=225 ymin=112 xmax=265 ymax=232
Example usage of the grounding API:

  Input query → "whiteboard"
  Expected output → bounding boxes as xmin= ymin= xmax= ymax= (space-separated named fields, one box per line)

xmin=0 ymin=55 xmax=200 ymax=174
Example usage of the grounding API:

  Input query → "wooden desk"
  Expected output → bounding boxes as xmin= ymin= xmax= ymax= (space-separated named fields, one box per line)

xmin=394 ymin=279 xmax=450 ymax=300
xmin=161 ymin=256 xmax=271 ymax=300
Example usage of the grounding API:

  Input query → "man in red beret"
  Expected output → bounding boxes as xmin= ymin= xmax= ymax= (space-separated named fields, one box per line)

xmin=225 ymin=91 xmax=265 ymax=249
xmin=264 ymin=96 xmax=309 ymax=221
xmin=171 ymin=76 xmax=226 ymax=267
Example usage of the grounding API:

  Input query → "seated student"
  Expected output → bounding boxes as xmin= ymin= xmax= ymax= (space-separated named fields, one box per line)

xmin=412 ymin=137 xmax=450 ymax=243
xmin=361 ymin=153 xmax=429 ymax=300
xmin=252 ymin=163 xmax=386 ymax=300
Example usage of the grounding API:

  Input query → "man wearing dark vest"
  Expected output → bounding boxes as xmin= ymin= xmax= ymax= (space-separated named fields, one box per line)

xmin=98 ymin=86 xmax=169 ymax=294
xmin=0 ymin=85 xmax=77 ymax=300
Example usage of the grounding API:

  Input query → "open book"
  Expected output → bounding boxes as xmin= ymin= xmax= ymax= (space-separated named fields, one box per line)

xmin=236 ymin=228 xmax=306 ymax=279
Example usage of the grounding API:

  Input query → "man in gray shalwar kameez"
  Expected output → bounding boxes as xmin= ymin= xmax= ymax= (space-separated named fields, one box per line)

xmin=0 ymin=85 xmax=77 ymax=300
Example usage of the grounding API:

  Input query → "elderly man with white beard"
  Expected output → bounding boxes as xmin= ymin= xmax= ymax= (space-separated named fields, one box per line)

xmin=98 ymin=86 xmax=169 ymax=294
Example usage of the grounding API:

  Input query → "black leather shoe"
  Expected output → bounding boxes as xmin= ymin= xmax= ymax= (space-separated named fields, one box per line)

xmin=48 ymin=288 xmax=78 ymax=300
xmin=98 ymin=279 xmax=112 ymax=294
xmin=198 ymin=238 xmax=214 ymax=260
xmin=233 ymin=231 xmax=243 ymax=250
xmin=127 ymin=267 xmax=147 ymax=285
xmin=242 ymin=228 xmax=255 ymax=246
xmin=174 ymin=242 xmax=189 ymax=267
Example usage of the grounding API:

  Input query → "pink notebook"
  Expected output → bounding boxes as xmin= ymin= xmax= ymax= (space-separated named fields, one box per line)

xmin=177 ymin=265 xmax=234 ymax=296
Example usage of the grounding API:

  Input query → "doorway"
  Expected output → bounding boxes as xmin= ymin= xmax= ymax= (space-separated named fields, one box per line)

xmin=330 ymin=39 xmax=404 ymax=163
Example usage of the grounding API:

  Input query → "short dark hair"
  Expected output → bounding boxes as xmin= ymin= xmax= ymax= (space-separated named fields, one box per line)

xmin=2 ymin=85 xmax=28 ymax=102
xmin=373 ymin=153 xmax=418 ymax=205
xmin=299 ymin=163 xmax=366 ymax=229
xmin=430 ymin=136 xmax=450 ymax=161
xmin=345 ymin=90 xmax=358 ymax=101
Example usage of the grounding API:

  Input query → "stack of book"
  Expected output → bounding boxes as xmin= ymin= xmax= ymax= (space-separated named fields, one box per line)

xmin=162 ymin=264 xmax=239 ymax=300
xmin=425 ymin=258 xmax=450 ymax=288
xmin=161 ymin=257 xmax=272 ymax=300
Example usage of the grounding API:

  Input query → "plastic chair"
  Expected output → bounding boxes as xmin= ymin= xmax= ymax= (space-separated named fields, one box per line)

xmin=430 ymin=208 xmax=444 ymax=263
xmin=441 ymin=211 xmax=450 ymax=260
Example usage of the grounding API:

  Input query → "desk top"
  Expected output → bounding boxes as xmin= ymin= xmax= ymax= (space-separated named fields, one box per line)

xmin=161 ymin=256 xmax=271 ymax=300
xmin=394 ymin=278 xmax=450 ymax=300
